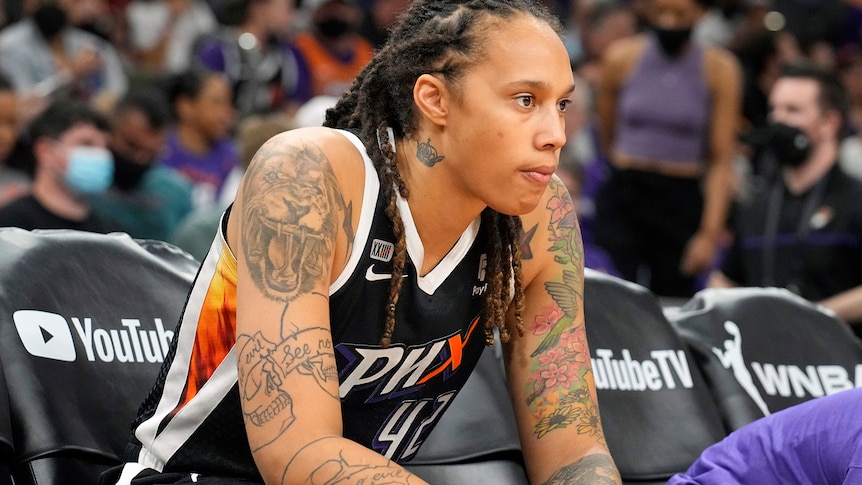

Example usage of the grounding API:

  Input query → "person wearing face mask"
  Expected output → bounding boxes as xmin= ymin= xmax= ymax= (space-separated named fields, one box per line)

xmin=594 ymin=0 xmax=742 ymax=299
xmin=291 ymin=0 xmax=374 ymax=98
xmin=0 ymin=98 xmax=123 ymax=233
xmin=709 ymin=63 xmax=862 ymax=339
xmin=88 ymin=87 xmax=194 ymax=241
xmin=0 ymin=0 xmax=127 ymax=107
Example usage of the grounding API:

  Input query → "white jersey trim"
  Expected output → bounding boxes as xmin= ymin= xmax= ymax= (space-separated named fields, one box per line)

xmin=329 ymin=129 xmax=380 ymax=294
xmin=396 ymin=194 xmax=481 ymax=295
xmin=141 ymin=348 xmax=239 ymax=469
xmin=132 ymin=234 xmax=231 ymax=469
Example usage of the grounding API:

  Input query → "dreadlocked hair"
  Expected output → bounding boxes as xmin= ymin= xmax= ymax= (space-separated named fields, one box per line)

xmin=323 ymin=0 xmax=562 ymax=347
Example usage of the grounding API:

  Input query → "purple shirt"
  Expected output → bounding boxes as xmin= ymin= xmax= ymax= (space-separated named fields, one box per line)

xmin=668 ymin=388 xmax=862 ymax=484
xmin=614 ymin=35 xmax=710 ymax=164
xmin=163 ymin=132 xmax=238 ymax=208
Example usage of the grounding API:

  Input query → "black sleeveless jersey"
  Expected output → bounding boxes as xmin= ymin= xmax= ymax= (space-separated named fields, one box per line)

xmin=329 ymin=159 xmax=490 ymax=462
xmin=116 ymin=130 xmax=490 ymax=482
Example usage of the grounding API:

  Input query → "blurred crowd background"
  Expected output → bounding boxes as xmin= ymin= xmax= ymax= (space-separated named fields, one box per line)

xmin=1 ymin=0 xmax=861 ymax=316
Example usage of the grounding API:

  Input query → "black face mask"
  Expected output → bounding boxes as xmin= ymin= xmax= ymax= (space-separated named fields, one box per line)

xmin=653 ymin=26 xmax=692 ymax=57
xmin=766 ymin=122 xmax=811 ymax=168
xmin=315 ymin=17 xmax=352 ymax=39
xmin=32 ymin=3 xmax=68 ymax=40
xmin=112 ymin=152 xmax=152 ymax=191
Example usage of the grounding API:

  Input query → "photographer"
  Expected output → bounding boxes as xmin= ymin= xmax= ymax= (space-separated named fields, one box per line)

xmin=709 ymin=62 xmax=862 ymax=338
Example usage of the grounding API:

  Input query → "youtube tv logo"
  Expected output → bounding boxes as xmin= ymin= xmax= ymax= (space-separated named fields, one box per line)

xmin=14 ymin=310 xmax=77 ymax=362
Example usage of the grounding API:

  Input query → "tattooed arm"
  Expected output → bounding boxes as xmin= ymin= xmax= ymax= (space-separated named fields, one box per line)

xmin=502 ymin=176 xmax=621 ymax=485
xmin=227 ymin=128 xmax=428 ymax=485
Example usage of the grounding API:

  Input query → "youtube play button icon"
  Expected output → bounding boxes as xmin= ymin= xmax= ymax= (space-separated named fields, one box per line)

xmin=13 ymin=310 xmax=77 ymax=362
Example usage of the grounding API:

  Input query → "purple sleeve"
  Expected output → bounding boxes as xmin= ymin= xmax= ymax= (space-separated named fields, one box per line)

xmin=669 ymin=389 xmax=862 ymax=485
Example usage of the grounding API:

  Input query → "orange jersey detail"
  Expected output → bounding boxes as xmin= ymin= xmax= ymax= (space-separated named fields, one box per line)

xmin=177 ymin=247 xmax=238 ymax=413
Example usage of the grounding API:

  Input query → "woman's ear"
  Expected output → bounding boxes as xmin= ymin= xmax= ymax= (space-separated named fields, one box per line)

xmin=413 ymin=74 xmax=450 ymax=127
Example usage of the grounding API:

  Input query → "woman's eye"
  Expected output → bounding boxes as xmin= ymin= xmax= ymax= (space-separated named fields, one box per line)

xmin=516 ymin=96 xmax=534 ymax=108
xmin=558 ymin=99 xmax=573 ymax=112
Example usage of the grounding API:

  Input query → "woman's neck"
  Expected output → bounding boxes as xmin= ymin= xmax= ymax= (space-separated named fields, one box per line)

xmin=396 ymin=140 xmax=485 ymax=273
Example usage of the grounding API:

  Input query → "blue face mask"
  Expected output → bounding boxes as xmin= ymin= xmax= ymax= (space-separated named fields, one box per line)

xmin=65 ymin=146 xmax=114 ymax=194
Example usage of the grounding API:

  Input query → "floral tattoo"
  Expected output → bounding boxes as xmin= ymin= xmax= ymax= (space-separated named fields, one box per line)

xmin=525 ymin=178 xmax=599 ymax=440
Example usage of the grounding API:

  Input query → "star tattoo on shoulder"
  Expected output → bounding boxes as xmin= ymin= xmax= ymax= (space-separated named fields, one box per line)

xmin=520 ymin=223 xmax=538 ymax=260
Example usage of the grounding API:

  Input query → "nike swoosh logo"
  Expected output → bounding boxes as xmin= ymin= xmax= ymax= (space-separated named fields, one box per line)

xmin=365 ymin=265 xmax=406 ymax=282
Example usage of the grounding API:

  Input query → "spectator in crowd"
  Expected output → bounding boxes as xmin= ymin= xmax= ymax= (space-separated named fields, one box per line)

xmin=194 ymin=0 xmax=311 ymax=117
xmin=668 ymin=387 xmax=862 ymax=484
xmin=0 ymin=0 xmax=128 ymax=108
xmin=163 ymin=68 xmax=239 ymax=210
xmin=90 ymin=86 xmax=194 ymax=241
xmin=0 ymin=98 xmax=122 ymax=232
xmin=0 ymin=74 xmax=30 ymax=207
xmin=170 ymin=112 xmax=293 ymax=260
xmin=594 ymin=0 xmax=742 ymax=298
xmin=292 ymin=0 xmax=374 ymax=97
xmin=125 ymin=0 xmax=217 ymax=76
xmin=709 ymin=62 xmax=862 ymax=338
xmin=733 ymin=31 xmax=806 ymax=186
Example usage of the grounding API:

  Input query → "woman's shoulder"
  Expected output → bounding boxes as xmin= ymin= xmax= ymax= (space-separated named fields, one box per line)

xmin=246 ymin=127 xmax=369 ymax=200
xmin=261 ymin=127 xmax=368 ymax=168
xmin=226 ymin=127 xmax=369 ymax=263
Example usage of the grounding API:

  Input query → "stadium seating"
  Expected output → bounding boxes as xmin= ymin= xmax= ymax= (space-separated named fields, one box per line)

xmin=0 ymin=228 xmax=198 ymax=485
xmin=3 ymin=228 xmax=862 ymax=484
xmin=666 ymin=286 xmax=862 ymax=432
xmin=584 ymin=269 xmax=727 ymax=483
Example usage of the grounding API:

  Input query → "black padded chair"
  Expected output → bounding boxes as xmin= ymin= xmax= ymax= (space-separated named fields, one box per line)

xmin=0 ymin=228 xmax=199 ymax=485
xmin=584 ymin=269 xmax=727 ymax=484
xmin=405 ymin=341 xmax=528 ymax=484
xmin=666 ymin=286 xmax=862 ymax=432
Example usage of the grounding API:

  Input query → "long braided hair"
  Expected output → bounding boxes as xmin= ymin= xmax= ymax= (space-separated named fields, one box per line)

xmin=323 ymin=0 xmax=563 ymax=347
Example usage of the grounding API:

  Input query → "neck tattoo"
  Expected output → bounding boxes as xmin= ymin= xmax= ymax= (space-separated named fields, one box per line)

xmin=416 ymin=138 xmax=445 ymax=167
